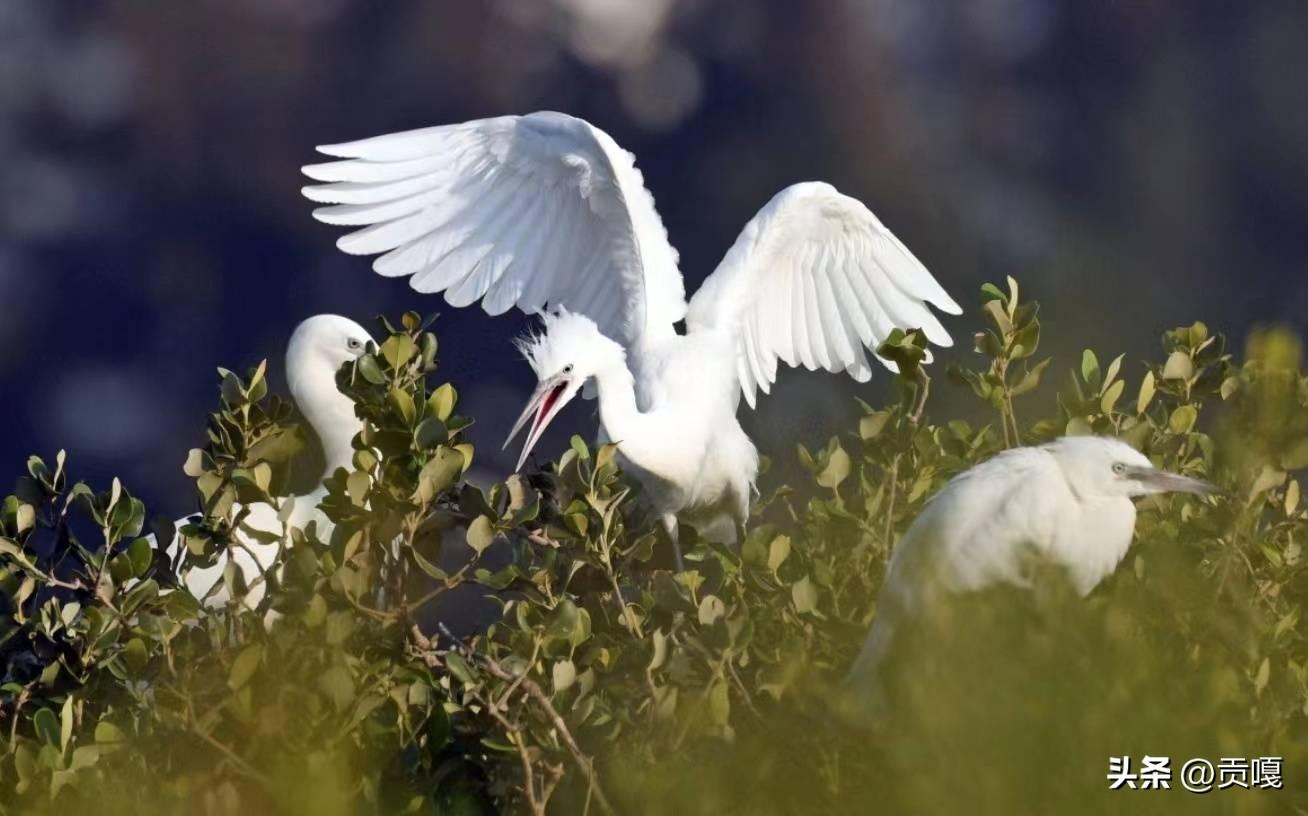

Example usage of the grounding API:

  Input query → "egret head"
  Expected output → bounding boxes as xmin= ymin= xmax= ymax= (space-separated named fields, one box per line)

xmin=286 ymin=314 xmax=373 ymax=386
xmin=1046 ymin=436 xmax=1218 ymax=499
xmin=503 ymin=308 xmax=624 ymax=471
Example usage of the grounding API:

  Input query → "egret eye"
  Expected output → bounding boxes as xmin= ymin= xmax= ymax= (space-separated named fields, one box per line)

xmin=562 ymin=364 xmax=574 ymax=374
xmin=1111 ymin=462 xmax=1127 ymax=476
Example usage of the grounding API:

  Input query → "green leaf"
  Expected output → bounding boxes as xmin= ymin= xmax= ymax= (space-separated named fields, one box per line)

xmin=33 ymin=707 xmax=59 ymax=748
xmin=1100 ymin=379 xmax=1126 ymax=415
xmin=444 ymin=653 xmax=477 ymax=686
xmin=94 ymin=721 xmax=126 ymax=754
xmin=546 ymin=599 xmax=581 ymax=642
xmin=1251 ymin=465 xmax=1286 ymax=498
xmin=127 ymin=537 xmax=153 ymax=578
xmin=982 ymin=300 xmax=1012 ymax=337
xmin=414 ymin=447 xmax=464 ymax=503
xmin=318 ymin=665 xmax=356 ymax=712
xmin=595 ymin=442 xmax=619 ymax=473
xmin=1162 ymin=351 xmax=1194 ymax=381
xmin=1081 ymin=350 xmax=1100 ymax=388
xmin=228 ymin=644 xmax=263 ymax=690
xmin=859 ymin=410 xmax=892 ymax=440
xmin=252 ymin=462 xmax=272 ymax=494
xmin=389 ymin=387 xmax=417 ymax=426
xmin=14 ymin=502 xmax=35 ymax=535
xmin=552 ymin=659 xmax=577 ymax=693
xmin=427 ymin=383 xmax=457 ymax=422
xmin=697 ymin=594 xmax=725 ymax=626
xmin=1253 ymin=656 xmax=1270 ymax=697
xmin=415 ymin=418 xmax=448 ymax=448
xmin=326 ymin=610 xmax=356 ymax=646
xmin=356 ymin=354 xmax=387 ymax=385
xmin=1136 ymin=371 xmax=1156 ymax=414
xmin=346 ymin=470 xmax=371 ymax=506
xmin=1102 ymin=353 xmax=1124 ymax=392
xmin=424 ymin=703 xmax=451 ymax=750
xmin=466 ymin=516 xmax=496 ymax=555
xmin=1168 ymin=405 xmax=1198 ymax=434
xmin=648 ymin=629 xmax=669 ymax=672
xmin=767 ymin=535 xmax=791 ymax=571
xmin=570 ymin=435 xmax=590 ymax=461
xmin=709 ymin=681 xmax=731 ymax=725
xmin=60 ymin=696 xmax=74 ymax=754
xmin=379 ymin=334 xmax=416 ymax=370
xmin=303 ymin=594 xmax=328 ymax=628
xmin=1010 ymin=358 xmax=1051 ymax=397
xmin=791 ymin=576 xmax=818 ymax=615
xmin=182 ymin=448 xmax=206 ymax=478
xmin=816 ymin=443 xmax=850 ymax=490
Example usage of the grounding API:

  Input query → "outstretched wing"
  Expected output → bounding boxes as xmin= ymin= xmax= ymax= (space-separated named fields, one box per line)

xmin=302 ymin=112 xmax=686 ymax=346
xmin=685 ymin=182 xmax=960 ymax=407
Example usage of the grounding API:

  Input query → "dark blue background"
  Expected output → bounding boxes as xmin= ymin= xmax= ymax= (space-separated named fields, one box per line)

xmin=3 ymin=0 xmax=1306 ymax=516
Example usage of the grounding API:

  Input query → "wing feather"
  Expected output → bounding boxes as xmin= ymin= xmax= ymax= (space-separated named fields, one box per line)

xmin=303 ymin=112 xmax=687 ymax=345
xmin=790 ymin=262 xmax=813 ymax=368
xmin=687 ymin=182 xmax=959 ymax=406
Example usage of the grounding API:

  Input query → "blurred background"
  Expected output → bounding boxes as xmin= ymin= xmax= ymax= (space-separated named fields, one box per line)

xmin=1 ymin=0 xmax=1306 ymax=514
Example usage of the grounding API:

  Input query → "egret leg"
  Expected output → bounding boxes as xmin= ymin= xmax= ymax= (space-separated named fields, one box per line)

xmin=661 ymin=514 xmax=684 ymax=572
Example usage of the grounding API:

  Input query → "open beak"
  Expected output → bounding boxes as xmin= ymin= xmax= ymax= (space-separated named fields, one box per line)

xmin=1129 ymin=466 xmax=1221 ymax=496
xmin=502 ymin=376 xmax=576 ymax=472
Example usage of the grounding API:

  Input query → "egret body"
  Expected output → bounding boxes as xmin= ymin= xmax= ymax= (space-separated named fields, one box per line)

xmin=155 ymin=314 xmax=372 ymax=608
xmin=302 ymin=112 xmax=961 ymax=567
xmin=847 ymin=436 xmax=1218 ymax=688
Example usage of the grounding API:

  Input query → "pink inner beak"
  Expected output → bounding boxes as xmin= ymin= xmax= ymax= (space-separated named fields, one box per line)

xmin=504 ymin=381 xmax=569 ymax=471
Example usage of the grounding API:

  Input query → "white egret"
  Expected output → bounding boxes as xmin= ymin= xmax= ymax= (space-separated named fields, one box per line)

xmin=153 ymin=314 xmax=372 ymax=609
xmin=301 ymin=111 xmax=961 ymax=567
xmin=846 ymin=435 xmax=1218 ymax=692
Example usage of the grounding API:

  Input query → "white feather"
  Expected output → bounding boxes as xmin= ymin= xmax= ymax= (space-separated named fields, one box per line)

xmin=302 ymin=112 xmax=687 ymax=346
xmin=686 ymin=182 xmax=961 ymax=407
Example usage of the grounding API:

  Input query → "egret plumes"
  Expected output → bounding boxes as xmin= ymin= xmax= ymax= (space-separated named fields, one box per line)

xmin=846 ymin=435 xmax=1218 ymax=694
xmin=302 ymin=111 xmax=961 ymax=567
xmin=154 ymin=314 xmax=372 ymax=609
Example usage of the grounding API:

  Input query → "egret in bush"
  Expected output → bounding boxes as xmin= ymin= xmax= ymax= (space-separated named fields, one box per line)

xmin=301 ymin=111 xmax=960 ymax=567
xmin=846 ymin=435 xmax=1218 ymax=690
xmin=153 ymin=314 xmax=372 ymax=608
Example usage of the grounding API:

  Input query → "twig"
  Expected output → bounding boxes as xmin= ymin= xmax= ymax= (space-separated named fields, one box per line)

xmin=433 ymin=623 xmax=617 ymax=816
xmin=909 ymin=370 xmax=931 ymax=425
xmin=484 ymin=704 xmax=545 ymax=816
xmin=882 ymin=456 xmax=900 ymax=550
xmin=493 ymin=638 xmax=542 ymax=713
xmin=189 ymin=717 xmax=273 ymax=786
xmin=5 ymin=688 xmax=28 ymax=752
xmin=605 ymin=568 xmax=644 ymax=639
xmin=726 ymin=658 xmax=764 ymax=721
xmin=526 ymin=531 xmax=556 ymax=548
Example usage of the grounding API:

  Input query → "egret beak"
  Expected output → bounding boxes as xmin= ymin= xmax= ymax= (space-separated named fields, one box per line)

xmin=1128 ymin=466 xmax=1221 ymax=496
xmin=502 ymin=375 xmax=576 ymax=472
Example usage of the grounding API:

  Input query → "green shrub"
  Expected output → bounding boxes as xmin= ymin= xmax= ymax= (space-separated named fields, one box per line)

xmin=1 ymin=283 xmax=1305 ymax=815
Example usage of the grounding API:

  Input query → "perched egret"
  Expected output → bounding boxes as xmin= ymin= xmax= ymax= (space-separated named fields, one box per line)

xmin=302 ymin=111 xmax=960 ymax=567
xmin=152 ymin=315 xmax=372 ymax=608
xmin=846 ymin=435 xmax=1218 ymax=691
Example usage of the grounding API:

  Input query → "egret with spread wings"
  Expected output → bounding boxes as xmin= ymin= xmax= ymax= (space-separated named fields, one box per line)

xmin=302 ymin=112 xmax=960 ymax=568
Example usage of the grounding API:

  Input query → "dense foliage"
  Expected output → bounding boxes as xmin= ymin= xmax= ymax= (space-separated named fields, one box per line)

xmin=2 ymin=282 xmax=1305 ymax=815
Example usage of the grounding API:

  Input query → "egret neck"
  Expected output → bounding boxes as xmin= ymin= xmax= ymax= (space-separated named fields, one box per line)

xmin=285 ymin=348 xmax=361 ymax=477
xmin=591 ymin=354 xmax=643 ymax=454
